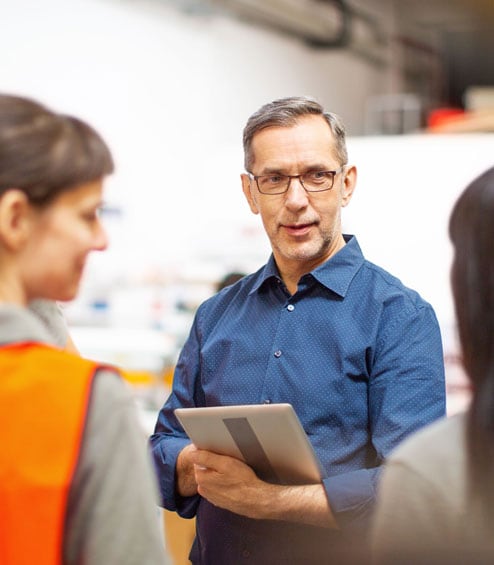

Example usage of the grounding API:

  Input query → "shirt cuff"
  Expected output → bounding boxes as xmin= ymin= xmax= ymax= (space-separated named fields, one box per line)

xmin=323 ymin=467 xmax=381 ymax=530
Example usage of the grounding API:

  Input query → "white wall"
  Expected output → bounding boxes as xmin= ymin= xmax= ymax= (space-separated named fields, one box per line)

xmin=3 ymin=0 xmax=493 ymax=407
xmin=1 ymin=0 xmax=386 ymax=275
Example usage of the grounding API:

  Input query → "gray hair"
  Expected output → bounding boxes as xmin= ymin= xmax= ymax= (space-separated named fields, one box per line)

xmin=242 ymin=96 xmax=348 ymax=171
xmin=0 ymin=94 xmax=114 ymax=206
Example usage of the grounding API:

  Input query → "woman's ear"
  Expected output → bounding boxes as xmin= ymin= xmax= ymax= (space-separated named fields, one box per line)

xmin=0 ymin=189 xmax=33 ymax=251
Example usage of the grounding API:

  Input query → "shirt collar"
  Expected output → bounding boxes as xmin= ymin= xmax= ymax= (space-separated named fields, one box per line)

xmin=250 ymin=256 xmax=282 ymax=294
xmin=0 ymin=304 xmax=53 ymax=346
xmin=250 ymin=235 xmax=364 ymax=298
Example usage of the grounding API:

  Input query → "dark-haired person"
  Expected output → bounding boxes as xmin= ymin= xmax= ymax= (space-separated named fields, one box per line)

xmin=150 ymin=96 xmax=446 ymax=563
xmin=372 ymin=165 xmax=494 ymax=564
xmin=215 ymin=271 xmax=246 ymax=292
xmin=0 ymin=94 xmax=167 ymax=565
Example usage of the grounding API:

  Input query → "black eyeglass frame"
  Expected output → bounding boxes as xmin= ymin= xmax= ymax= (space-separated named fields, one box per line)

xmin=247 ymin=165 xmax=346 ymax=195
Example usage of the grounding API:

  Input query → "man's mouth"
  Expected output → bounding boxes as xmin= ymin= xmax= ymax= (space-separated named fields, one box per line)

xmin=282 ymin=222 xmax=314 ymax=236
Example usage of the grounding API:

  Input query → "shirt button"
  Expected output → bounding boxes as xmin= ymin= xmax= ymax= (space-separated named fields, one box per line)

xmin=242 ymin=549 xmax=251 ymax=558
xmin=287 ymin=304 xmax=295 ymax=312
xmin=274 ymin=350 xmax=282 ymax=358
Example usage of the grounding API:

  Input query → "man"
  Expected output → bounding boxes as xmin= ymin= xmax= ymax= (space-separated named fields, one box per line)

xmin=150 ymin=96 xmax=446 ymax=563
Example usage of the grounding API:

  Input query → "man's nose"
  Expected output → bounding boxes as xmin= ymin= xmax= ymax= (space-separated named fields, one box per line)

xmin=285 ymin=176 xmax=309 ymax=205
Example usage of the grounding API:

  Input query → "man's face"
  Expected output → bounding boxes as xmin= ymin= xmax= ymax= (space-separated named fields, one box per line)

xmin=242 ymin=114 xmax=356 ymax=276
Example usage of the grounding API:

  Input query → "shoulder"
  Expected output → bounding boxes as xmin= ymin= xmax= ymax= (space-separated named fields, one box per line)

xmin=28 ymin=300 xmax=68 ymax=348
xmin=373 ymin=414 xmax=469 ymax=561
xmin=90 ymin=367 xmax=133 ymax=415
xmin=343 ymin=237 xmax=426 ymax=310
xmin=341 ymin=237 xmax=430 ymax=313
xmin=195 ymin=269 xmax=262 ymax=321
xmin=387 ymin=413 xmax=466 ymax=474
xmin=361 ymin=260 xmax=428 ymax=308
xmin=355 ymin=261 xmax=440 ymax=340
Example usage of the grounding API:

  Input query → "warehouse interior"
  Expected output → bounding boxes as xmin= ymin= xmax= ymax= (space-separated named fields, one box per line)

xmin=2 ymin=1 xmax=494 ymax=562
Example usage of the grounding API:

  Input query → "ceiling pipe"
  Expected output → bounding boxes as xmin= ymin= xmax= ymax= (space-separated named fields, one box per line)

xmin=210 ymin=0 xmax=349 ymax=45
xmin=164 ymin=0 xmax=389 ymax=66
xmin=304 ymin=0 xmax=351 ymax=48
xmin=209 ymin=0 xmax=388 ymax=65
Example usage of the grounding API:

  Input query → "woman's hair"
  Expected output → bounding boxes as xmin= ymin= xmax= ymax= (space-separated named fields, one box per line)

xmin=0 ymin=94 xmax=114 ymax=206
xmin=449 ymin=165 xmax=494 ymax=520
xmin=242 ymin=96 xmax=348 ymax=172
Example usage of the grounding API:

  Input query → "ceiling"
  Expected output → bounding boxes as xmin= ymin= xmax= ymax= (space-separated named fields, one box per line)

xmin=391 ymin=0 xmax=494 ymax=106
xmin=170 ymin=0 xmax=494 ymax=108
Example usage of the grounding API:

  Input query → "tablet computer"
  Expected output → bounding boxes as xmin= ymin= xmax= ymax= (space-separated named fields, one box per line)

xmin=174 ymin=403 xmax=324 ymax=485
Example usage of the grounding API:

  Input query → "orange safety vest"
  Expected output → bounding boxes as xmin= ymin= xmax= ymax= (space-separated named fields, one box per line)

xmin=0 ymin=342 xmax=103 ymax=565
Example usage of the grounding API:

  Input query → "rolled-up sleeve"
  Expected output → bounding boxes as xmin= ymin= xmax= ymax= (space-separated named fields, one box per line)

xmin=150 ymin=316 xmax=203 ymax=517
xmin=324 ymin=301 xmax=446 ymax=529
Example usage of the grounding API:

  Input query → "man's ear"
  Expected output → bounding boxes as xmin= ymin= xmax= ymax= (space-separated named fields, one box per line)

xmin=0 ymin=189 xmax=33 ymax=251
xmin=241 ymin=173 xmax=259 ymax=215
xmin=341 ymin=165 xmax=357 ymax=208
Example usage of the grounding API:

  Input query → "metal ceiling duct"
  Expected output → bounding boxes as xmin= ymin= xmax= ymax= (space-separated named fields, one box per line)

xmin=210 ymin=0 xmax=350 ymax=47
xmin=208 ymin=0 xmax=387 ymax=65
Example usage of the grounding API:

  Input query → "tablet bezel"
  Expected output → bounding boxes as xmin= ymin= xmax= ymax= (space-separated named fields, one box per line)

xmin=174 ymin=403 xmax=323 ymax=485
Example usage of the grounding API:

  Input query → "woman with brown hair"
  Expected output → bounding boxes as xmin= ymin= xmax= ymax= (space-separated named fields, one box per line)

xmin=0 ymin=94 xmax=167 ymax=565
xmin=372 ymin=165 xmax=494 ymax=564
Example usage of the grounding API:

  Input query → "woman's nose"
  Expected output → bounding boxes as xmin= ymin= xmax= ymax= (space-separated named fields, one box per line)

xmin=93 ymin=221 xmax=109 ymax=251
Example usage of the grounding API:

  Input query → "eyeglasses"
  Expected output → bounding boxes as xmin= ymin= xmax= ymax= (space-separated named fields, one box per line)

xmin=247 ymin=166 xmax=345 ymax=195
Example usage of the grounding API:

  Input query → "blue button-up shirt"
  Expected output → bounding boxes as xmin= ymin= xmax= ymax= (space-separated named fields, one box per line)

xmin=151 ymin=235 xmax=446 ymax=564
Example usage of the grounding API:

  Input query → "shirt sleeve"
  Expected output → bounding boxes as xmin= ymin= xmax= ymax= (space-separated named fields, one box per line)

xmin=370 ymin=459 xmax=450 ymax=563
xmin=324 ymin=301 xmax=446 ymax=530
xmin=371 ymin=416 xmax=468 ymax=563
xmin=66 ymin=369 xmax=171 ymax=565
xmin=150 ymin=318 xmax=203 ymax=518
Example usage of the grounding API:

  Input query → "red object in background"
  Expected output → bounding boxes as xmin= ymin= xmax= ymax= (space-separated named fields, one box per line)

xmin=427 ymin=107 xmax=466 ymax=129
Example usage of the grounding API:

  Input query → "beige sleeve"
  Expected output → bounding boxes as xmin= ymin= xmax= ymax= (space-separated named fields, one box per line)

xmin=65 ymin=369 xmax=171 ymax=565
xmin=370 ymin=459 xmax=453 ymax=564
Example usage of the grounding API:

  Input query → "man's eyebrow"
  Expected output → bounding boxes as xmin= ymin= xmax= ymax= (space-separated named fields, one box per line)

xmin=259 ymin=163 xmax=332 ymax=174
xmin=257 ymin=166 xmax=285 ymax=175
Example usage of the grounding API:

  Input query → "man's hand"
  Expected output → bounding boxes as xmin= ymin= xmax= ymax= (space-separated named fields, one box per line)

xmin=189 ymin=448 xmax=337 ymax=528
xmin=189 ymin=447 xmax=265 ymax=518
xmin=176 ymin=443 xmax=199 ymax=497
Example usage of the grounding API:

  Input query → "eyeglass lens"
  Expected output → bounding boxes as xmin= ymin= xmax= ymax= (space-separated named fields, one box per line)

xmin=257 ymin=171 xmax=335 ymax=194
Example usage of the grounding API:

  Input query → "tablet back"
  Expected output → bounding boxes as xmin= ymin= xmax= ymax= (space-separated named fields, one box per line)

xmin=174 ymin=403 xmax=324 ymax=485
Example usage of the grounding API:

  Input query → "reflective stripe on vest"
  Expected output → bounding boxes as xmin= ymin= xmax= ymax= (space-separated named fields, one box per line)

xmin=0 ymin=342 xmax=98 ymax=565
